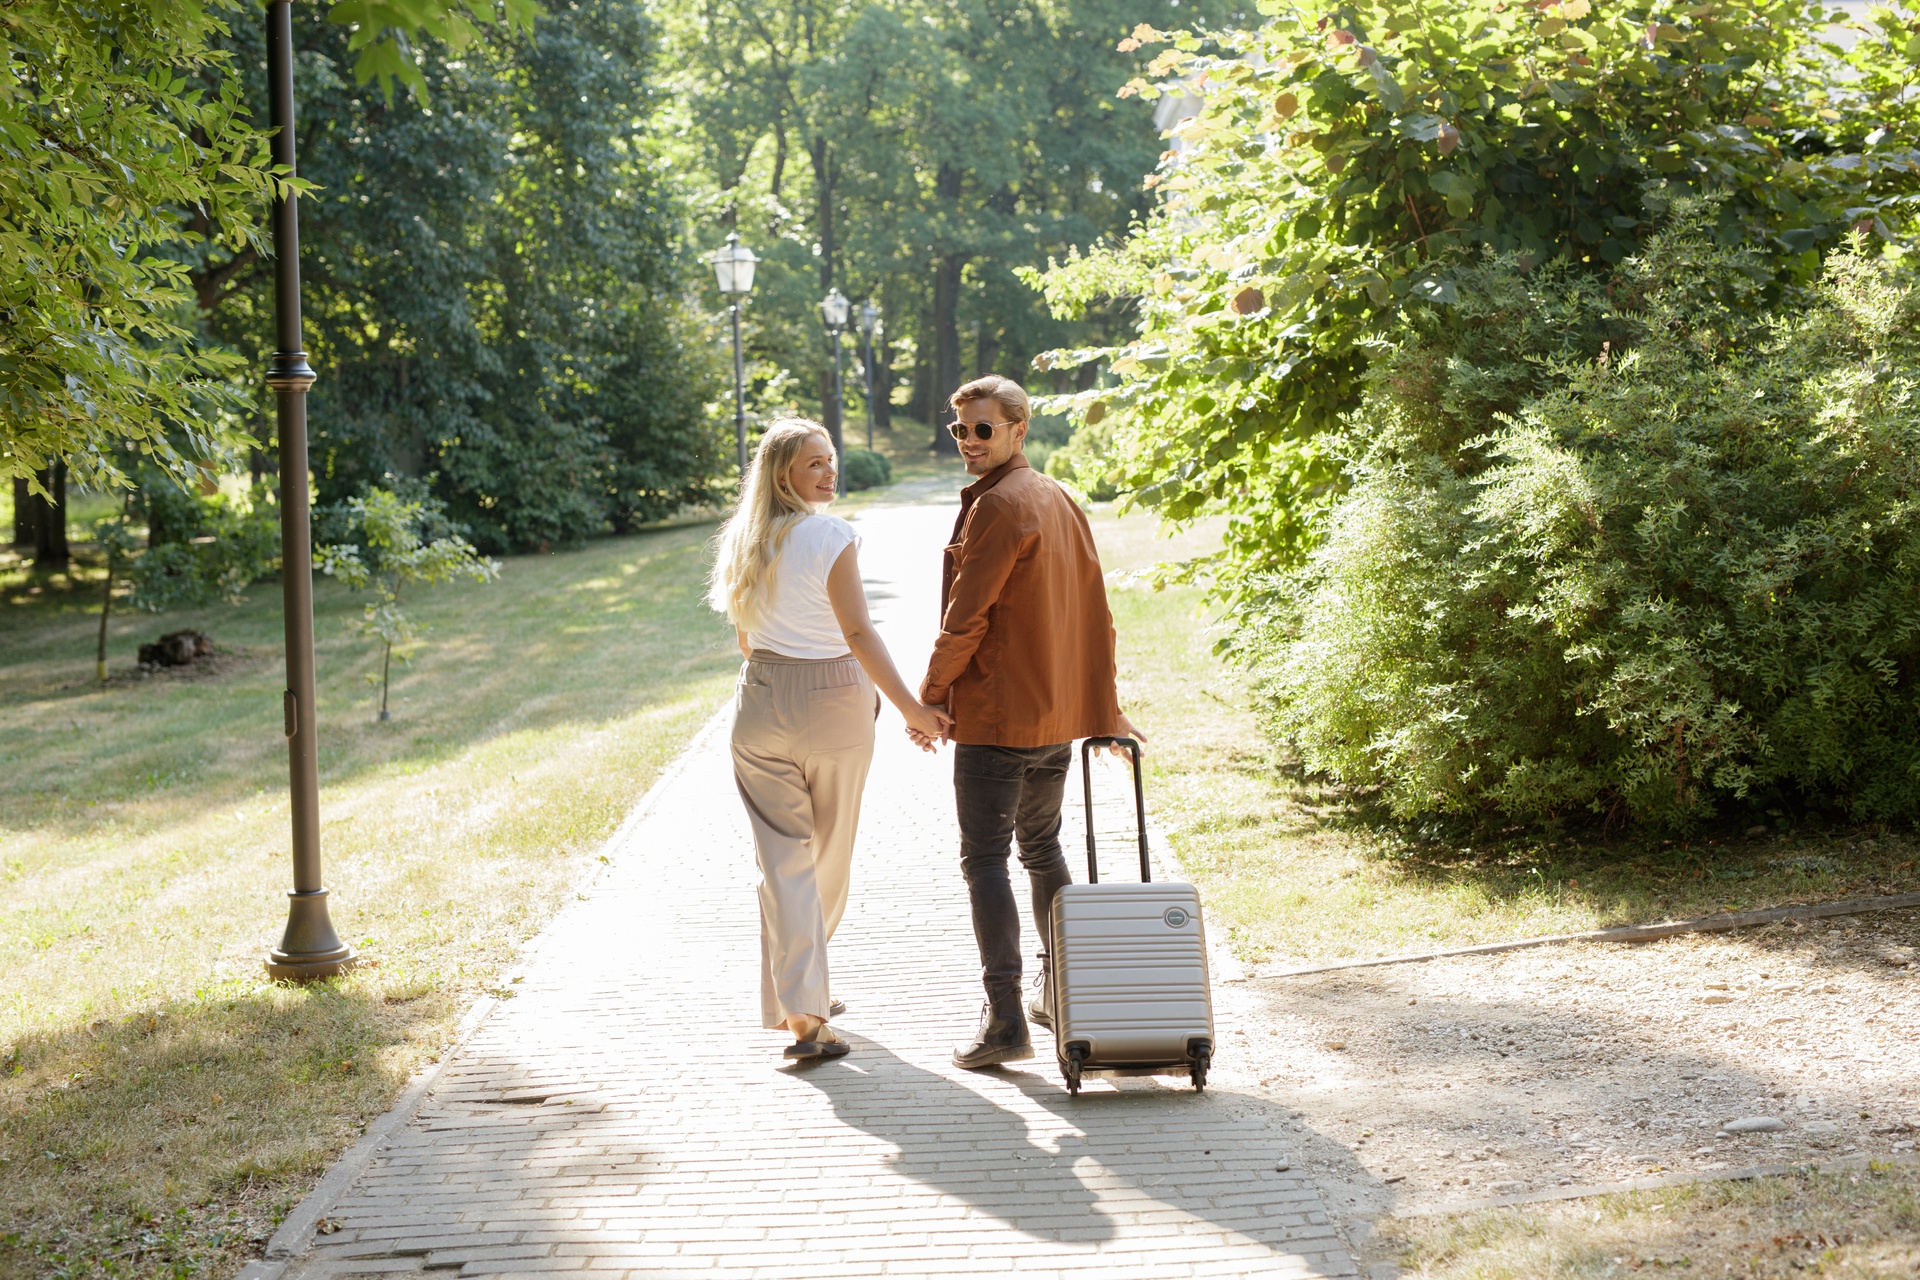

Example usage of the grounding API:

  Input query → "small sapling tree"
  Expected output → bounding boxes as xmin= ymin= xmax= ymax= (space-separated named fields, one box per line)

xmin=91 ymin=505 xmax=138 ymax=683
xmin=318 ymin=487 xmax=499 ymax=721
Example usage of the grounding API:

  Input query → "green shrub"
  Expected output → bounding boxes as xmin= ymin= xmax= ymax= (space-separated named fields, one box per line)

xmin=1044 ymin=419 xmax=1120 ymax=501
xmin=1253 ymin=224 xmax=1920 ymax=828
xmin=125 ymin=478 xmax=281 ymax=612
xmin=1028 ymin=0 xmax=1920 ymax=608
xmin=842 ymin=449 xmax=892 ymax=492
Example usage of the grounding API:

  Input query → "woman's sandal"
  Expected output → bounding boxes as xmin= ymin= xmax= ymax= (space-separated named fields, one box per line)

xmin=783 ymin=1025 xmax=850 ymax=1060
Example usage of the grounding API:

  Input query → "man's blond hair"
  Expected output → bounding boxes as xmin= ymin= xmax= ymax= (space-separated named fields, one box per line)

xmin=948 ymin=375 xmax=1029 ymax=424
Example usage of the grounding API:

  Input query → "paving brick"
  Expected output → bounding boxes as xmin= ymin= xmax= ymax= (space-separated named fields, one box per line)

xmin=274 ymin=488 xmax=1357 ymax=1280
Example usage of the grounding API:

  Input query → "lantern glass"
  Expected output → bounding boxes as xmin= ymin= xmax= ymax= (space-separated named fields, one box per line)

xmin=821 ymin=288 xmax=850 ymax=329
xmin=711 ymin=236 xmax=757 ymax=294
xmin=730 ymin=243 xmax=757 ymax=293
xmin=859 ymin=300 xmax=880 ymax=335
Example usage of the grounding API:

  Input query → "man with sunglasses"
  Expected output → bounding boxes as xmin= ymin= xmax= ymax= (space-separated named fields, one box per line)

xmin=918 ymin=374 xmax=1144 ymax=1069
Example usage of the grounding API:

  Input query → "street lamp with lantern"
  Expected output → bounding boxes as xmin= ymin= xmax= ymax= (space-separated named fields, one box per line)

xmin=819 ymin=287 xmax=850 ymax=494
xmin=856 ymin=300 xmax=882 ymax=452
xmin=709 ymin=233 xmax=759 ymax=479
xmin=263 ymin=0 xmax=353 ymax=982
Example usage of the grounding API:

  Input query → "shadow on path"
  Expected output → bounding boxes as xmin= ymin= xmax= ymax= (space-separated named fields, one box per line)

xmin=791 ymin=1035 xmax=1350 ymax=1268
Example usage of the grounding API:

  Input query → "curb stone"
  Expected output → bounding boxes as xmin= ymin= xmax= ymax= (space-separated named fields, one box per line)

xmin=241 ymin=705 xmax=735 ymax=1279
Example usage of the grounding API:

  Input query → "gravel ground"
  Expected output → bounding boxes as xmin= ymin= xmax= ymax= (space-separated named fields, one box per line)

xmin=1206 ymin=906 xmax=1920 ymax=1233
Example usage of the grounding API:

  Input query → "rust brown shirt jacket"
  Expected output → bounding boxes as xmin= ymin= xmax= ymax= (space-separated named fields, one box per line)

xmin=919 ymin=455 xmax=1122 ymax=748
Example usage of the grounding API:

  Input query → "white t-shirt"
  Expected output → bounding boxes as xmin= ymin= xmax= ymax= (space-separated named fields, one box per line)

xmin=747 ymin=513 xmax=859 ymax=659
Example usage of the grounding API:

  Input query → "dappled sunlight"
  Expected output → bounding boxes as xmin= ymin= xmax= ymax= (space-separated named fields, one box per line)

xmin=0 ymin=975 xmax=454 ymax=1276
xmin=5 ymin=683 xmax=735 ymax=1042
xmin=1 ymin=523 xmax=742 ymax=1107
xmin=1230 ymin=915 xmax=1919 ymax=1219
xmin=1109 ymin=576 xmax=1919 ymax=971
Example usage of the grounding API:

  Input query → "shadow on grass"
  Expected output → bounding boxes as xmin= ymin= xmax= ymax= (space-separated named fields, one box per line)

xmin=0 ymin=522 xmax=740 ymax=839
xmin=0 ymin=975 xmax=443 ymax=1280
xmin=1200 ymin=738 xmax=1919 ymax=939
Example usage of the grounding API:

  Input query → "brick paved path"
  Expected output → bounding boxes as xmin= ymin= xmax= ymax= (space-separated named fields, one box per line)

xmin=272 ymin=481 xmax=1358 ymax=1280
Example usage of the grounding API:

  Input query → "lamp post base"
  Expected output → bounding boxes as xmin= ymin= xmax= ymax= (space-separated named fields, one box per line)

xmin=265 ymin=888 xmax=357 ymax=982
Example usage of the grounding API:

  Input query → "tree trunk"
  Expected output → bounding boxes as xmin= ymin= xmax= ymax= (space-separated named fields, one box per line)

xmin=811 ymin=135 xmax=842 ymax=446
xmin=931 ymin=254 xmax=963 ymax=455
xmin=873 ymin=282 xmax=896 ymax=432
xmin=379 ymin=641 xmax=393 ymax=722
xmin=96 ymin=560 xmax=115 ymax=683
xmin=976 ymin=324 xmax=1000 ymax=379
xmin=930 ymin=164 xmax=964 ymax=455
xmin=770 ymin=117 xmax=788 ymax=210
xmin=907 ymin=309 xmax=931 ymax=426
xmin=32 ymin=463 xmax=68 ymax=571
xmin=11 ymin=477 xmax=33 ymax=548
xmin=819 ymin=367 xmax=841 ymax=443
xmin=812 ymin=137 xmax=835 ymax=293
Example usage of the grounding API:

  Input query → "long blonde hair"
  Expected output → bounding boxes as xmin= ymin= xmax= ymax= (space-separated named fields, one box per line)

xmin=708 ymin=417 xmax=836 ymax=630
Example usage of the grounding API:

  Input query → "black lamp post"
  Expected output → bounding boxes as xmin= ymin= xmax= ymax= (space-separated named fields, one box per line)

xmin=710 ymin=234 xmax=758 ymax=479
xmin=820 ymin=288 xmax=849 ymax=494
xmin=264 ymin=0 xmax=353 ymax=982
xmin=857 ymin=300 xmax=881 ymax=452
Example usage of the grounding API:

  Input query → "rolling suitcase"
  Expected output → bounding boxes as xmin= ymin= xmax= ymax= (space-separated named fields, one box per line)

xmin=1048 ymin=736 xmax=1215 ymax=1095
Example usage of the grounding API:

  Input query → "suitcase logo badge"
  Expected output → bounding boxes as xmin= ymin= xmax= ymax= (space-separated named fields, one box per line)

xmin=1163 ymin=907 xmax=1189 ymax=928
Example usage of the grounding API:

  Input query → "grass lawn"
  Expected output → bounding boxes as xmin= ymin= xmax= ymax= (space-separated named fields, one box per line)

xmin=6 ymin=467 xmax=1910 ymax=1277
xmin=1 ymin=518 xmax=739 ymax=1277
xmin=1089 ymin=503 xmax=1919 ymax=1275
xmin=1388 ymin=1162 xmax=1920 ymax=1278
xmin=1091 ymin=521 xmax=1920 ymax=970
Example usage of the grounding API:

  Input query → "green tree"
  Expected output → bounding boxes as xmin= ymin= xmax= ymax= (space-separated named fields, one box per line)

xmin=1028 ymin=0 xmax=1920 ymax=608
xmin=318 ymin=486 xmax=500 ymax=721
xmin=1256 ymin=224 xmax=1920 ymax=828
xmin=0 ymin=2 xmax=265 ymax=495
xmin=655 ymin=0 xmax=1229 ymax=449
xmin=195 ymin=1 xmax=724 ymax=552
xmin=0 ymin=1 xmax=534 ymax=498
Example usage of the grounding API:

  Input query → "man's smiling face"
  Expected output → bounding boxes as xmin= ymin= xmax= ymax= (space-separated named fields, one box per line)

xmin=955 ymin=398 xmax=1028 ymax=477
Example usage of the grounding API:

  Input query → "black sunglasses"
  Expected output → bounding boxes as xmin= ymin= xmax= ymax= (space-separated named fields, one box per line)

xmin=947 ymin=419 xmax=1020 ymax=442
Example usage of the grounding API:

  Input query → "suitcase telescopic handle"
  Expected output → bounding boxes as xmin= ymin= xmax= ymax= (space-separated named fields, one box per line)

xmin=1080 ymin=736 xmax=1149 ymax=885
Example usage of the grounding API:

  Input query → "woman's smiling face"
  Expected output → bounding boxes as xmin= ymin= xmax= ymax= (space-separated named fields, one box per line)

xmin=785 ymin=433 xmax=838 ymax=505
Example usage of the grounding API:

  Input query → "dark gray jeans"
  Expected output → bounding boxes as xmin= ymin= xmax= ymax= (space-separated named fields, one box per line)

xmin=954 ymin=741 xmax=1074 ymax=1005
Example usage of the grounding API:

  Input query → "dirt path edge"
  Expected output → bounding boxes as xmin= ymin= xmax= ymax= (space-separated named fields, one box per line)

xmin=1241 ymin=892 xmax=1920 ymax=981
xmin=1390 ymin=1151 xmax=1920 ymax=1219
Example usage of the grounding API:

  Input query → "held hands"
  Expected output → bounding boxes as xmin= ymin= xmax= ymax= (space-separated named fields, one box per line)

xmin=903 ymin=701 xmax=953 ymax=753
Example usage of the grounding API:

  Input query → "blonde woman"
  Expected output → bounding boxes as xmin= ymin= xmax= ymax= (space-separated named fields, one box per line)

xmin=710 ymin=418 xmax=951 ymax=1059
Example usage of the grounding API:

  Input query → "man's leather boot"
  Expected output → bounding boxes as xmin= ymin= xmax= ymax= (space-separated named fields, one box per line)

xmin=1027 ymin=961 xmax=1053 ymax=1030
xmin=951 ymin=998 xmax=1032 ymax=1068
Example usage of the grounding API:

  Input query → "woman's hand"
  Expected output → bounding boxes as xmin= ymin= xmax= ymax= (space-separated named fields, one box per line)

xmin=903 ymin=701 xmax=952 ymax=750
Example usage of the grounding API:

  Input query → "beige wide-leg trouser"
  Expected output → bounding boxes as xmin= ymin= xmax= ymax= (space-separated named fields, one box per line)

xmin=730 ymin=650 xmax=876 ymax=1029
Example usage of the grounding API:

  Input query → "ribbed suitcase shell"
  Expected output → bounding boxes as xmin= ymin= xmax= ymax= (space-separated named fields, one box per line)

xmin=1051 ymin=881 xmax=1213 ymax=1065
xmin=1050 ymin=738 xmax=1215 ymax=1091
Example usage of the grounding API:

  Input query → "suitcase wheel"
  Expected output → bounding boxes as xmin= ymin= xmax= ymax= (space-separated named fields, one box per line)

xmin=1063 ymin=1044 xmax=1087 ymax=1096
xmin=1190 ymin=1043 xmax=1211 ymax=1093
